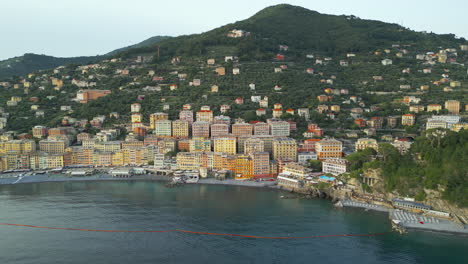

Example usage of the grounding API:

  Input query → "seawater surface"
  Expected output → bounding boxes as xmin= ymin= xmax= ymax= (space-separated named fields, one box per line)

xmin=0 ymin=181 xmax=466 ymax=264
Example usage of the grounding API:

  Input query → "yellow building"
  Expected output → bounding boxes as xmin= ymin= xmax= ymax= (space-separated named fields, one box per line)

xmin=4 ymin=140 xmax=36 ymax=154
xmin=401 ymin=114 xmax=416 ymax=126
xmin=172 ymin=120 xmax=189 ymax=138
xmin=95 ymin=141 xmax=122 ymax=152
xmin=355 ymin=138 xmax=378 ymax=151
xmin=409 ymin=105 xmax=425 ymax=113
xmin=121 ymin=141 xmax=144 ymax=149
xmin=131 ymin=113 xmax=142 ymax=123
xmin=427 ymin=104 xmax=442 ymax=112
xmin=47 ymin=153 xmax=64 ymax=168
xmin=196 ymin=110 xmax=213 ymax=123
xmin=445 ymin=100 xmax=460 ymax=114
xmin=330 ymin=105 xmax=341 ymax=112
xmin=176 ymin=152 xmax=202 ymax=170
xmin=452 ymin=123 xmax=468 ymax=132
xmin=82 ymin=140 xmax=96 ymax=149
xmin=315 ymin=138 xmax=342 ymax=159
xmin=93 ymin=152 xmax=113 ymax=167
xmin=234 ymin=154 xmax=253 ymax=179
xmin=39 ymin=140 xmax=66 ymax=154
xmin=149 ymin=113 xmax=169 ymax=129
xmin=213 ymin=137 xmax=237 ymax=155
xmin=112 ymin=151 xmax=125 ymax=166
xmin=272 ymin=138 xmax=297 ymax=161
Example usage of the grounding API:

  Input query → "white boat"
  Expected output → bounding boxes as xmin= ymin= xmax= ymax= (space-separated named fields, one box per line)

xmin=185 ymin=174 xmax=199 ymax=184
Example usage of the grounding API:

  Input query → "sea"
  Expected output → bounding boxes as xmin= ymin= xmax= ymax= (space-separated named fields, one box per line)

xmin=0 ymin=181 xmax=466 ymax=264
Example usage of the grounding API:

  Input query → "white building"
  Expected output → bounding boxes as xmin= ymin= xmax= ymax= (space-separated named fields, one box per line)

xmin=269 ymin=121 xmax=290 ymax=137
xmin=131 ymin=103 xmax=141 ymax=113
xmin=297 ymin=108 xmax=310 ymax=120
xmin=322 ymin=158 xmax=348 ymax=176
xmin=297 ymin=152 xmax=317 ymax=164
xmin=428 ymin=115 xmax=460 ymax=129
xmin=381 ymin=59 xmax=393 ymax=66
xmin=426 ymin=120 xmax=448 ymax=130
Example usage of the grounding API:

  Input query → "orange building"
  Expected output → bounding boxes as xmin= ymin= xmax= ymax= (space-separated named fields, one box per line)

xmin=315 ymin=138 xmax=343 ymax=159
xmin=76 ymin=89 xmax=111 ymax=103
xmin=232 ymin=123 xmax=253 ymax=137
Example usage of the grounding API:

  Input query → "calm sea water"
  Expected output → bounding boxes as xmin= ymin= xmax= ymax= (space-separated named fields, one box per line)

xmin=0 ymin=181 xmax=466 ymax=264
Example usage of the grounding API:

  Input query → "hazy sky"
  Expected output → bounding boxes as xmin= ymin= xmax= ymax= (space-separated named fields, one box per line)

xmin=1 ymin=0 xmax=467 ymax=60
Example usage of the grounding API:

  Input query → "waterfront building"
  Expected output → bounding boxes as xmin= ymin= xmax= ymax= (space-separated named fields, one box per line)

xmin=322 ymin=158 xmax=348 ymax=176
xmin=176 ymin=152 xmax=202 ymax=170
xmin=282 ymin=163 xmax=309 ymax=179
xmin=234 ymin=154 xmax=253 ymax=179
xmin=277 ymin=174 xmax=304 ymax=190
xmin=251 ymin=152 xmax=270 ymax=178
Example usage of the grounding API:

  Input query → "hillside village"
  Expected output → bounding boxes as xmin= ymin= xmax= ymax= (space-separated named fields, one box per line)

xmin=0 ymin=5 xmax=467 ymax=217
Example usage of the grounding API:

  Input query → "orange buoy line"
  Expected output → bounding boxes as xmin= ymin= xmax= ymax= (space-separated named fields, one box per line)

xmin=0 ymin=223 xmax=387 ymax=239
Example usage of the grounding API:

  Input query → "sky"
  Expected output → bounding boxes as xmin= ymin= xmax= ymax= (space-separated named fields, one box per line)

xmin=1 ymin=0 xmax=467 ymax=60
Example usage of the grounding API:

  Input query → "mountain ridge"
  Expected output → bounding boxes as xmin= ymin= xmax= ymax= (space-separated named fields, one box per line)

xmin=0 ymin=36 xmax=171 ymax=79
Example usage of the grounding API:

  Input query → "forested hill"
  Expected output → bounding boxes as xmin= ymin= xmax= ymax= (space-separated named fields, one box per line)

xmin=0 ymin=36 xmax=171 ymax=79
xmin=117 ymin=4 xmax=466 ymax=60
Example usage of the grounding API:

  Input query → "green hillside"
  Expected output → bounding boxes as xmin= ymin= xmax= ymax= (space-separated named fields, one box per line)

xmin=118 ymin=4 xmax=466 ymax=61
xmin=0 ymin=36 xmax=171 ymax=79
